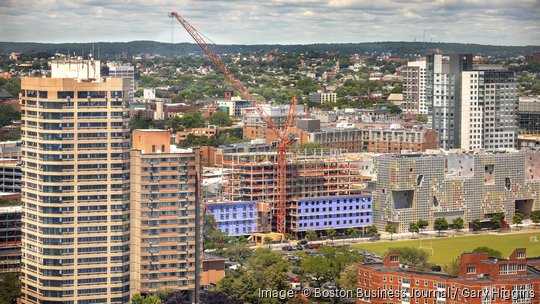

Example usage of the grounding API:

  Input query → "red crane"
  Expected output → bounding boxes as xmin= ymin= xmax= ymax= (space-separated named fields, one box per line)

xmin=169 ymin=11 xmax=297 ymax=236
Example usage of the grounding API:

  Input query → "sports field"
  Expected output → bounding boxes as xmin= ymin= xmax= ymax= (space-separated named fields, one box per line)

xmin=352 ymin=232 xmax=540 ymax=265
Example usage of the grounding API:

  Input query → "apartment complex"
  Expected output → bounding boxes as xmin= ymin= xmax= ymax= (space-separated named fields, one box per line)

xmin=402 ymin=60 xmax=427 ymax=114
xmin=309 ymin=91 xmax=337 ymax=104
xmin=20 ymin=74 xmax=131 ymax=303
xmin=461 ymin=69 xmax=518 ymax=150
xmin=0 ymin=204 xmax=21 ymax=276
xmin=519 ymin=96 xmax=540 ymax=134
xmin=357 ymin=249 xmax=540 ymax=304
xmin=243 ymin=104 xmax=306 ymax=143
xmin=426 ymin=54 xmax=473 ymax=149
xmin=129 ymin=130 xmax=202 ymax=299
xmin=215 ymin=99 xmax=251 ymax=117
xmin=404 ymin=54 xmax=519 ymax=150
xmin=0 ymin=158 xmax=22 ymax=193
xmin=297 ymin=123 xmax=437 ymax=153
xmin=106 ymin=62 xmax=135 ymax=101
xmin=221 ymin=150 xmax=373 ymax=235
xmin=373 ymin=149 xmax=540 ymax=233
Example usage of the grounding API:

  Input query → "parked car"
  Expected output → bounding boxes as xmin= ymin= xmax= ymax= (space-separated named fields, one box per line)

xmin=293 ymin=245 xmax=304 ymax=250
xmin=368 ymin=235 xmax=381 ymax=241
xmin=287 ymin=274 xmax=300 ymax=283
xmin=311 ymin=243 xmax=321 ymax=249
xmin=298 ymin=239 xmax=308 ymax=245
xmin=282 ymin=245 xmax=293 ymax=251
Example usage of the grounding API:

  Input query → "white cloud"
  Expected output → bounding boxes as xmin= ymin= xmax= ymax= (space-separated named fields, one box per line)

xmin=0 ymin=0 xmax=538 ymax=45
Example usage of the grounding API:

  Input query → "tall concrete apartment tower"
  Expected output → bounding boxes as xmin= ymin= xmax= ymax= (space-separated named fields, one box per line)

xmin=130 ymin=130 xmax=202 ymax=301
xmin=20 ymin=59 xmax=131 ymax=303
xmin=426 ymin=54 xmax=473 ymax=149
xmin=402 ymin=59 xmax=427 ymax=114
xmin=461 ymin=68 xmax=518 ymax=150
xmin=106 ymin=62 xmax=135 ymax=101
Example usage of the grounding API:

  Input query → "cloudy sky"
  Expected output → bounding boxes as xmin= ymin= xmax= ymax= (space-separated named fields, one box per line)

xmin=1 ymin=0 xmax=539 ymax=45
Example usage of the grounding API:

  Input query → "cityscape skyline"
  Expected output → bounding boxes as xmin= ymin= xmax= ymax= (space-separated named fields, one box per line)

xmin=1 ymin=0 xmax=539 ymax=46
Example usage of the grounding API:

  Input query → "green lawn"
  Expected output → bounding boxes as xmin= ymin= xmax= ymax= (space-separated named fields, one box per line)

xmin=353 ymin=232 xmax=540 ymax=265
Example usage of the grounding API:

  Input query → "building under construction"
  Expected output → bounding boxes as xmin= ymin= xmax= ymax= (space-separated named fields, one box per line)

xmin=221 ymin=149 xmax=375 ymax=236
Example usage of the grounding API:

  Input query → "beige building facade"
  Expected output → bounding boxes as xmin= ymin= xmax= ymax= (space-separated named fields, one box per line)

xmin=130 ymin=130 xmax=202 ymax=300
xmin=20 ymin=76 xmax=131 ymax=304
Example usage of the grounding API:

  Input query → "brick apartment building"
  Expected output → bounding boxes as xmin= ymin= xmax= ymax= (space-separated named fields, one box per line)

xmin=357 ymin=248 xmax=540 ymax=304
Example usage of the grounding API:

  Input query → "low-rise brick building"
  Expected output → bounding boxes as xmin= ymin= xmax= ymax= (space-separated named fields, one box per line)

xmin=357 ymin=249 xmax=540 ymax=304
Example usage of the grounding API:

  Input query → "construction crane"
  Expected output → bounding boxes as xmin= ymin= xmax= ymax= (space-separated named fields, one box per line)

xmin=169 ymin=11 xmax=297 ymax=236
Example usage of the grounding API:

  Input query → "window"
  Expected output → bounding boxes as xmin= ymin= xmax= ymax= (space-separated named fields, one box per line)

xmin=466 ymin=266 xmax=476 ymax=274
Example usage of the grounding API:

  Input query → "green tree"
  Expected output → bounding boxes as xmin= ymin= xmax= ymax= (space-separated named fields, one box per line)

xmin=0 ymin=105 xmax=20 ymax=128
xmin=452 ymin=217 xmax=464 ymax=233
xmin=443 ymin=256 xmax=461 ymax=275
xmin=415 ymin=115 xmax=428 ymax=123
xmin=220 ymin=243 xmax=252 ymax=264
xmin=300 ymin=255 xmax=331 ymax=282
xmin=388 ymin=105 xmax=402 ymax=115
xmin=131 ymin=294 xmax=145 ymax=304
xmin=205 ymin=229 xmax=230 ymax=250
xmin=512 ymin=213 xmax=524 ymax=227
xmin=301 ymin=246 xmax=363 ymax=303
xmin=166 ymin=116 xmax=183 ymax=132
xmin=472 ymin=246 xmax=503 ymax=258
xmin=179 ymin=110 xmax=206 ymax=128
xmin=490 ymin=213 xmax=505 ymax=228
xmin=434 ymin=218 xmax=449 ymax=236
xmin=408 ymin=222 xmax=419 ymax=237
xmin=305 ymin=230 xmax=318 ymax=241
xmin=0 ymin=273 xmax=21 ymax=304
xmin=337 ymin=264 xmax=357 ymax=298
xmin=530 ymin=210 xmax=540 ymax=224
xmin=346 ymin=227 xmax=359 ymax=238
xmin=327 ymin=228 xmax=336 ymax=240
xmin=385 ymin=223 xmax=397 ymax=240
xmin=263 ymin=236 xmax=273 ymax=248
xmin=209 ymin=110 xmax=233 ymax=127
xmin=417 ymin=219 xmax=429 ymax=232
xmin=386 ymin=247 xmax=430 ymax=270
xmin=142 ymin=295 xmax=161 ymax=304
xmin=470 ymin=219 xmax=481 ymax=231
xmin=135 ymin=88 xmax=144 ymax=97
xmin=216 ymin=248 xmax=290 ymax=304
xmin=130 ymin=112 xmax=161 ymax=130
xmin=366 ymin=225 xmax=378 ymax=237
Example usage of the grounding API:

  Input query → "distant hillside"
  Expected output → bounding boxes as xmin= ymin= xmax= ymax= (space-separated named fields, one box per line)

xmin=0 ymin=41 xmax=538 ymax=59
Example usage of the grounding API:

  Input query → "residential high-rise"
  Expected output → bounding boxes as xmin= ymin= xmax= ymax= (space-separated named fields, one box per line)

xmin=20 ymin=73 xmax=131 ymax=303
xmin=402 ymin=59 xmax=427 ymax=114
xmin=461 ymin=68 xmax=518 ymax=150
xmin=519 ymin=96 xmax=540 ymax=134
xmin=425 ymin=54 xmax=473 ymax=149
xmin=107 ymin=62 xmax=135 ymax=101
xmin=129 ymin=130 xmax=202 ymax=300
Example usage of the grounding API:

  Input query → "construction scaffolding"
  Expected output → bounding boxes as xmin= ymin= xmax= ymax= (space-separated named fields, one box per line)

xmin=221 ymin=149 xmax=373 ymax=234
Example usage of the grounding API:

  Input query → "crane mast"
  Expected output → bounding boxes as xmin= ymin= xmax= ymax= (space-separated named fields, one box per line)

xmin=169 ymin=11 xmax=295 ymax=236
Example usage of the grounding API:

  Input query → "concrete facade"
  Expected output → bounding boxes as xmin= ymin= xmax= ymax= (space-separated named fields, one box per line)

xmin=374 ymin=150 xmax=540 ymax=233
xmin=402 ymin=60 xmax=427 ymax=114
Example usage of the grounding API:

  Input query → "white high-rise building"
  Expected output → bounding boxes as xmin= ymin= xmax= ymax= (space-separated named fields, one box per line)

xmin=460 ymin=68 xmax=518 ymax=150
xmin=107 ymin=62 xmax=135 ymax=100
